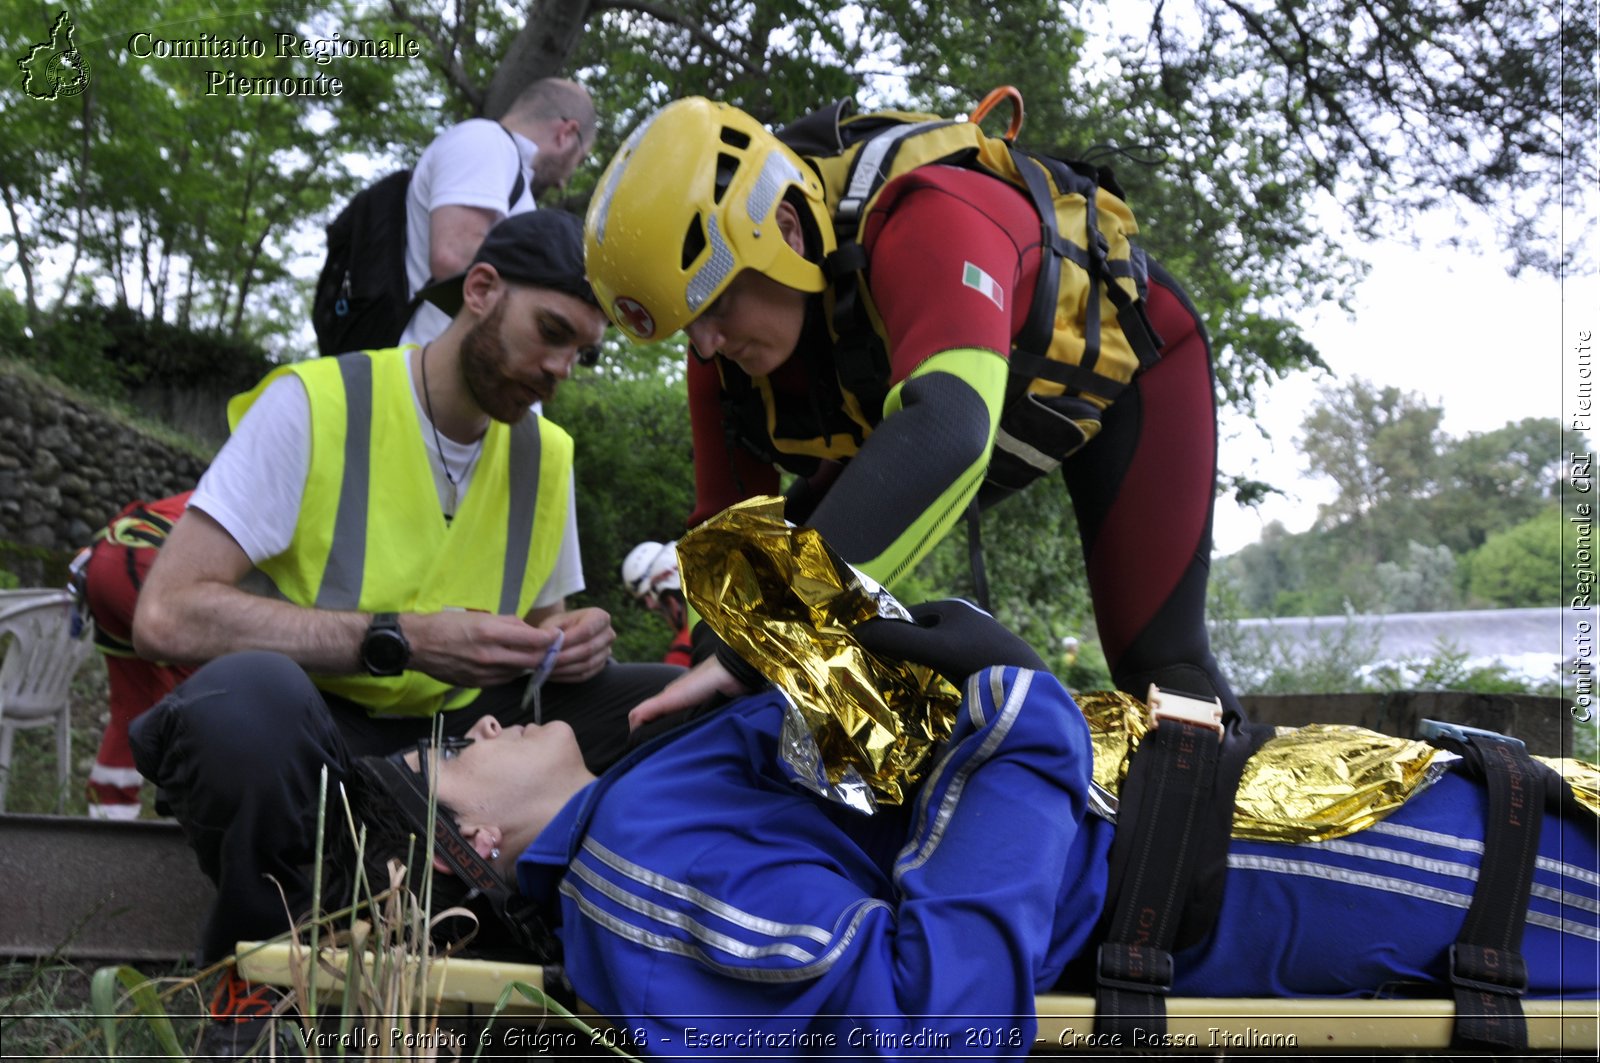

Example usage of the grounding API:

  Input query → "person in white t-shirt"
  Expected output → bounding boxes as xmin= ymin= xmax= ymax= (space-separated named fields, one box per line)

xmin=399 ymin=77 xmax=596 ymax=348
xmin=127 ymin=211 xmax=680 ymax=1061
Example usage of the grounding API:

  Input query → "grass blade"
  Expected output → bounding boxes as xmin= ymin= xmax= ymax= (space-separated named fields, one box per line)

xmin=90 ymin=964 xmax=185 ymax=1059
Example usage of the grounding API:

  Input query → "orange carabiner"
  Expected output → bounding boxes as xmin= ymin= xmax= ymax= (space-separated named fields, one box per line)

xmin=969 ymin=86 xmax=1024 ymax=141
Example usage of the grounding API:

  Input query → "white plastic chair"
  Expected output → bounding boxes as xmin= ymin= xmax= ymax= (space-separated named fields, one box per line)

xmin=0 ymin=590 xmax=95 ymax=812
xmin=0 ymin=587 xmax=61 ymax=607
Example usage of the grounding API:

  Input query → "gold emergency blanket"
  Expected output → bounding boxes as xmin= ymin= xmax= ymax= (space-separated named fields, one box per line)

xmin=1077 ymin=691 xmax=1600 ymax=841
xmin=676 ymin=497 xmax=960 ymax=809
xmin=1536 ymin=757 xmax=1600 ymax=818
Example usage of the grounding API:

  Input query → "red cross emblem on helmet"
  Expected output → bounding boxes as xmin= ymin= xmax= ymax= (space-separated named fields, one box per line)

xmin=612 ymin=296 xmax=656 ymax=339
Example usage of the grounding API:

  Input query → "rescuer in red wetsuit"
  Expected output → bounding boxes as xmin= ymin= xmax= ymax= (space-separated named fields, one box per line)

xmin=584 ymin=97 xmax=1238 ymax=727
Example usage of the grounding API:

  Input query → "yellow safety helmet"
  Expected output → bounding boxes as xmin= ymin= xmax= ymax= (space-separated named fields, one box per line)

xmin=584 ymin=97 xmax=835 ymax=342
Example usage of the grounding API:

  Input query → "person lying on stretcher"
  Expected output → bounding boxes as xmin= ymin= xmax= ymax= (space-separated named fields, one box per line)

xmin=337 ymin=598 xmax=1598 ymax=1059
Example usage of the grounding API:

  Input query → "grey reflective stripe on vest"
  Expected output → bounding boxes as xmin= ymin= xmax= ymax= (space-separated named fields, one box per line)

xmin=316 ymin=355 xmax=373 ymax=610
xmin=498 ymin=414 xmax=543 ymax=615
xmin=314 ymin=356 xmax=543 ymax=626
xmin=995 ymin=424 xmax=1061 ymax=476
xmin=436 ymin=415 xmax=543 ymax=711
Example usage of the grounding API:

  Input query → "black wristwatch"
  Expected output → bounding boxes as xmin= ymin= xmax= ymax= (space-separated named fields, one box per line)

xmin=360 ymin=612 xmax=410 ymax=676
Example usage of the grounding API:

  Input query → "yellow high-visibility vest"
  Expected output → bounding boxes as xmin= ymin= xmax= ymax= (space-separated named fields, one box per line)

xmin=228 ymin=347 xmax=573 ymax=716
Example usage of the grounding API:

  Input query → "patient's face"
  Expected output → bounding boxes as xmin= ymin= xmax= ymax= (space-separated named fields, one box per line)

xmin=403 ymin=715 xmax=586 ymax=835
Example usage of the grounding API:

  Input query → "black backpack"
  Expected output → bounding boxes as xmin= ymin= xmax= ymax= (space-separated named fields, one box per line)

xmin=311 ymin=125 xmax=527 ymax=357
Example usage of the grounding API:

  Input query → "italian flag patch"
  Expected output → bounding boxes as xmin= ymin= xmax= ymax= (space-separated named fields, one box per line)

xmin=962 ymin=261 xmax=1004 ymax=310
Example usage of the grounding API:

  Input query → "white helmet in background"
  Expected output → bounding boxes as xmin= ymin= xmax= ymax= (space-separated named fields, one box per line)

xmin=622 ymin=541 xmax=681 ymax=601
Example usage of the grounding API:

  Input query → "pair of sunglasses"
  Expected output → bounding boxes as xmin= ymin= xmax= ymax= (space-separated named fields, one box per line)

xmin=389 ymin=734 xmax=474 ymax=789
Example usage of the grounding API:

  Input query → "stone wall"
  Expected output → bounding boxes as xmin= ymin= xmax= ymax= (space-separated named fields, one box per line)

xmin=0 ymin=364 xmax=211 ymax=582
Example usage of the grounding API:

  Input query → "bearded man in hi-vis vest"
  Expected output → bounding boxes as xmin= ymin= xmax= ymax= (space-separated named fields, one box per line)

xmin=129 ymin=210 xmax=682 ymax=1060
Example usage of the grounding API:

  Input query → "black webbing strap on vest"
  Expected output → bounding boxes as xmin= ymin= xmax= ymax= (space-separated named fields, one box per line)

xmin=1094 ymin=692 xmax=1226 ymax=1040
xmin=1422 ymin=724 xmax=1546 ymax=1052
xmin=963 ymin=500 xmax=991 ymax=612
xmin=1006 ymin=145 xmax=1165 ymax=375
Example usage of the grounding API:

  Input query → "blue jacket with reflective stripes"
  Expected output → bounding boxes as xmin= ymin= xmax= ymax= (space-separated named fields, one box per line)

xmin=518 ymin=666 xmax=1111 ymax=1057
xmin=517 ymin=672 xmax=1600 ymax=1057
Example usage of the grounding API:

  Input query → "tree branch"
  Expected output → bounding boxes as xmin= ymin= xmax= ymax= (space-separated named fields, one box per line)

xmin=389 ymin=0 xmax=484 ymax=112
xmin=590 ymin=0 xmax=757 ymax=73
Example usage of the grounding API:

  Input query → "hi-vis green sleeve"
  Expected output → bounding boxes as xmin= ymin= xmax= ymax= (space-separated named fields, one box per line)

xmin=810 ymin=346 xmax=1008 ymax=591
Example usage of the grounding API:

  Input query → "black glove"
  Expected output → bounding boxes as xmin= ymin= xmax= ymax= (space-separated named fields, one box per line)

xmin=853 ymin=599 xmax=1047 ymax=685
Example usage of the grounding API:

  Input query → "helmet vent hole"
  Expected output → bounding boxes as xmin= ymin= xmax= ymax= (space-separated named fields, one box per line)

xmin=720 ymin=127 xmax=751 ymax=150
xmin=713 ymin=153 xmax=739 ymax=204
xmin=681 ymin=216 xmax=707 ymax=269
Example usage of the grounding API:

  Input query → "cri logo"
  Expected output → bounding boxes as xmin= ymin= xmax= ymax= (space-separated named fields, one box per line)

xmin=613 ymin=296 xmax=655 ymax=340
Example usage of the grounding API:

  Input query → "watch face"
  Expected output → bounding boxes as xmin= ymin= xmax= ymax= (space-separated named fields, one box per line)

xmin=363 ymin=625 xmax=409 ymax=675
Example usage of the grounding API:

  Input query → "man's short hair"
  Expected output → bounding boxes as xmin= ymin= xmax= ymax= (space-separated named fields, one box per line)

xmin=507 ymin=77 xmax=596 ymax=143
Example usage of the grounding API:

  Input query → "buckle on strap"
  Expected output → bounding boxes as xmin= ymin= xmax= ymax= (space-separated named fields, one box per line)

xmin=1146 ymin=684 xmax=1224 ymax=738
xmin=1418 ymin=718 xmax=1527 ymax=751
xmin=1450 ymin=943 xmax=1529 ymax=997
xmin=1097 ymin=943 xmax=1174 ymax=995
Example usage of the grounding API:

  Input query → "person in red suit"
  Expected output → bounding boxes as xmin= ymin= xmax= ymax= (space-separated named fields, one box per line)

xmin=620 ymin=541 xmax=692 ymax=668
xmin=70 ymin=491 xmax=196 ymax=819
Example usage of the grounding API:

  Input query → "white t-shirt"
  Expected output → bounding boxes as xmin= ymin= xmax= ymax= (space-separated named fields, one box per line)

xmin=399 ymin=119 xmax=541 ymax=347
xmin=192 ymin=366 xmax=583 ymax=611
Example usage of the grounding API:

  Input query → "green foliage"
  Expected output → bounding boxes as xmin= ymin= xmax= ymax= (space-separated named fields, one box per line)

xmin=544 ymin=367 xmax=695 ymax=664
xmin=91 ymin=965 xmax=184 ymax=1058
xmin=1167 ymin=0 xmax=1594 ymax=276
xmin=1373 ymin=542 xmax=1461 ymax=614
xmin=907 ymin=476 xmax=1110 ymax=688
xmin=26 ymin=301 xmax=274 ymax=399
xmin=0 ymin=289 xmax=28 ymax=347
xmin=6 ymin=0 xmax=1588 ymax=411
xmin=1209 ymin=585 xmax=1387 ymax=695
xmin=1298 ymin=379 xmax=1446 ymax=542
xmin=1428 ymin=419 xmax=1572 ymax=553
xmin=25 ymin=304 xmax=116 ymax=396
xmin=1 ymin=0 xmax=437 ymax=350
xmin=1 ymin=959 xmax=204 ymax=1060
xmin=1366 ymin=642 xmax=1561 ymax=698
xmin=1466 ymin=506 xmax=1565 ymax=607
xmin=1218 ymin=377 xmax=1571 ymax=615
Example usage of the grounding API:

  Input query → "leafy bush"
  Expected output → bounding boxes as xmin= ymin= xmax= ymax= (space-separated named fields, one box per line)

xmin=27 ymin=302 xmax=275 ymax=400
xmin=1211 ymin=605 xmax=1387 ymax=695
xmin=0 ymin=289 xmax=30 ymax=351
xmin=1367 ymin=643 xmax=1561 ymax=697
xmin=1466 ymin=506 xmax=1564 ymax=607
xmin=545 ymin=369 xmax=695 ymax=665
xmin=26 ymin=303 xmax=117 ymax=396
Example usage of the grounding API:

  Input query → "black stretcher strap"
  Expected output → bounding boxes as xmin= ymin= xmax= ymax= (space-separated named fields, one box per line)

xmin=1094 ymin=718 xmax=1221 ymax=1040
xmin=1447 ymin=734 xmax=1545 ymax=1052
